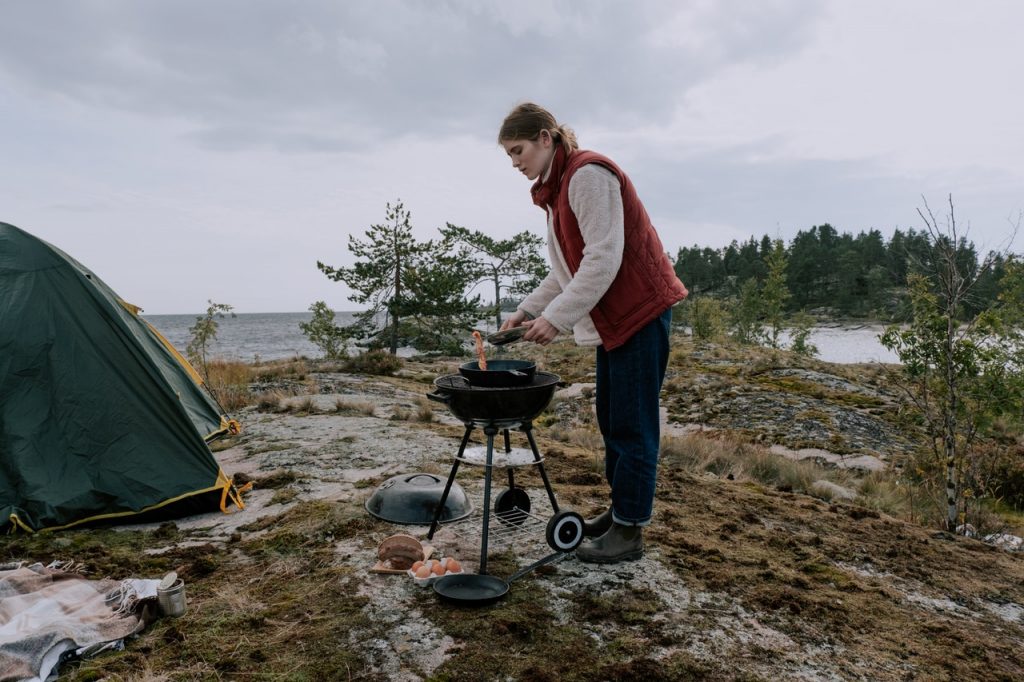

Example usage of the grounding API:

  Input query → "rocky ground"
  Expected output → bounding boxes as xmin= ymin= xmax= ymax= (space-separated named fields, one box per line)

xmin=661 ymin=344 xmax=920 ymax=462
xmin=4 ymin=339 xmax=1024 ymax=681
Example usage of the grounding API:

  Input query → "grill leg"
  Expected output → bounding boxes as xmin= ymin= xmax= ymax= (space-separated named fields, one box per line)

xmin=523 ymin=422 xmax=559 ymax=514
xmin=479 ymin=425 xmax=498 ymax=574
xmin=504 ymin=429 xmax=516 ymax=490
xmin=427 ymin=425 xmax=473 ymax=540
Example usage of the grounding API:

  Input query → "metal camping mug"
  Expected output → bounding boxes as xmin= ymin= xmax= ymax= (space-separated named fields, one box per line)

xmin=157 ymin=578 xmax=187 ymax=617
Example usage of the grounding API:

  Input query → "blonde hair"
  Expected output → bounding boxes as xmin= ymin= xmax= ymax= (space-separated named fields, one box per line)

xmin=498 ymin=102 xmax=578 ymax=153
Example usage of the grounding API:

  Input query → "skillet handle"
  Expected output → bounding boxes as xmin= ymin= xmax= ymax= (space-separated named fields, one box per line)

xmin=426 ymin=391 xmax=452 ymax=405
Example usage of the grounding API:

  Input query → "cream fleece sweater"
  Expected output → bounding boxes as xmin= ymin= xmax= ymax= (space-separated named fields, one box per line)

xmin=519 ymin=164 xmax=625 ymax=347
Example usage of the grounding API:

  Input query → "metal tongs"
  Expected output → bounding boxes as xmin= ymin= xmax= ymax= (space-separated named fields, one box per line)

xmin=485 ymin=325 xmax=528 ymax=346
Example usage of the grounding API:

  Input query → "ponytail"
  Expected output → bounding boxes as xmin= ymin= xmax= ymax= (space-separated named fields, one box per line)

xmin=554 ymin=123 xmax=578 ymax=153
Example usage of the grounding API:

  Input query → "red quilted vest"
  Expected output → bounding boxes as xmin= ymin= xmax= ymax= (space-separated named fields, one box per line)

xmin=542 ymin=149 xmax=688 ymax=350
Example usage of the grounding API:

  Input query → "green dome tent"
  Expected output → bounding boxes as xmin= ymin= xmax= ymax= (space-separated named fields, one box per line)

xmin=0 ymin=222 xmax=245 ymax=532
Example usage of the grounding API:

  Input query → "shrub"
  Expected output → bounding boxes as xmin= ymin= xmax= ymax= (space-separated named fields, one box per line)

xmin=343 ymin=349 xmax=403 ymax=376
xmin=299 ymin=301 xmax=348 ymax=360
xmin=186 ymin=300 xmax=235 ymax=384
xmin=969 ymin=441 xmax=1024 ymax=511
xmin=788 ymin=311 xmax=819 ymax=358
xmin=730 ymin=279 xmax=764 ymax=345
xmin=683 ymin=296 xmax=729 ymax=342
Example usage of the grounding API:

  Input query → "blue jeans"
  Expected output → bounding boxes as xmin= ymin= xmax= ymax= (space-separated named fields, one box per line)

xmin=595 ymin=307 xmax=672 ymax=526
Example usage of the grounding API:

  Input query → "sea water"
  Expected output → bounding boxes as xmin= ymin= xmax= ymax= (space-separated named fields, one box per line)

xmin=146 ymin=312 xmax=331 ymax=362
xmin=145 ymin=312 xmax=900 ymax=365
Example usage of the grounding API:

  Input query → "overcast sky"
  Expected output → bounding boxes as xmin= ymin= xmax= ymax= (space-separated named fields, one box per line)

xmin=3 ymin=1 xmax=1022 ymax=314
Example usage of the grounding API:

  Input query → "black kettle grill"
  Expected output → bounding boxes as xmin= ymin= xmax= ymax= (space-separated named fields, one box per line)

xmin=425 ymin=371 xmax=585 ymax=605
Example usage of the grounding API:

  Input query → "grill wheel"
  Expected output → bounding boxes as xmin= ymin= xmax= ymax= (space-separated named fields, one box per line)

xmin=545 ymin=510 xmax=585 ymax=552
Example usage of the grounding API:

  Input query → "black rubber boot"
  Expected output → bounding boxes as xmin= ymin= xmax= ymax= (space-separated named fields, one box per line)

xmin=576 ymin=522 xmax=644 ymax=563
xmin=583 ymin=508 xmax=613 ymax=538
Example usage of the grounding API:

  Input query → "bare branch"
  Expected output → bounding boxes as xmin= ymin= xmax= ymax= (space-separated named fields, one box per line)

xmin=948 ymin=193 xmax=959 ymax=245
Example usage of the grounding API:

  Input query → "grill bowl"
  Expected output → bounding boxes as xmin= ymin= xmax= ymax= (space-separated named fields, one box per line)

xmin=427 ymin=372 xmax=561 ymax=425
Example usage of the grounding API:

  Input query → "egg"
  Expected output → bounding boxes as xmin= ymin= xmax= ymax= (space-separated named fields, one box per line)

xmin=411 ymin=560 xmax=424 ymax=572
xmin=446 ymin=558 xmax=462 ymax=573
xmin=414 ymin=565 xmax=432 ymax=579
xmin=431 ymin=561 xmax=446 ymax=576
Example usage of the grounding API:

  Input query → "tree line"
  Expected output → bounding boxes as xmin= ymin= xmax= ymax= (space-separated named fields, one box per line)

xmin=674 ymin=223 xmax=1007 ymax=320
xmin=304 ymin=200 xmax=1017 ymax=358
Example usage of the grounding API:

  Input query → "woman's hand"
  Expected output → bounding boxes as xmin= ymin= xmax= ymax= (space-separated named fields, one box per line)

xmin=522 ymin=317 xmax=559 ymax=346
xmin=501 ymin=310 xmax=527 ymax=331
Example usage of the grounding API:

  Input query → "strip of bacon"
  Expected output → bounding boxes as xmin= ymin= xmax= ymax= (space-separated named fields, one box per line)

xmin=471 ymin=330 xmax=487 ymax=370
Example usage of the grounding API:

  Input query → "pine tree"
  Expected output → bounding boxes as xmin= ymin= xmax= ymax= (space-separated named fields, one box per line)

xmin=317 ymin=200 xmax=478 ymax=354
xmin=439 ymin=223 xmax=548 ymax=329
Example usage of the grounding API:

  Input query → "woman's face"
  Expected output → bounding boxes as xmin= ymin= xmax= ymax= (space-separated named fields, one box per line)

xmin=501 ymin=131 xmax=554 ymax=181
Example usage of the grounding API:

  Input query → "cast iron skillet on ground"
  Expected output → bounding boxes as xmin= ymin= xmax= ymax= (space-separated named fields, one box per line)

xmin=432 ymin=553 xmax=568 ymax=606
xmin=432 ymin=573 xmax=509 ymax=606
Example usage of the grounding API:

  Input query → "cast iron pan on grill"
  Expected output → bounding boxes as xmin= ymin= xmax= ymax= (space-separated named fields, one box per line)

xmin=458 ymin=359 xmax=536 ymax=387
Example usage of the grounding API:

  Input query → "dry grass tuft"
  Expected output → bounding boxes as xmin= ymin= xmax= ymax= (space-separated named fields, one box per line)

xmin=252 ymin=357 xmax=311 ymax=382
xmin=289 ymin=397 xmax=317 ymax=415
xmin=205 ymin=359 xmax=252 ymax=411
xmin=334 ymin=398 xmax=377 ymax=416
xmin=565 ymin=428 xmax=605 ymax=452
xmin=254 ymin=390 xmax=289 ymax=413
xmin=659 ymin=433 xmax=881 ymax=504
xmin=413 ymin=397 xmax=434 ymax=422
xmin=390 ymin=406 xmax=413 ymax=421
xmin=856 ymin=470 xmax=911 ymax=517
xmin=387 ymin=397 xmax=440 ymax=421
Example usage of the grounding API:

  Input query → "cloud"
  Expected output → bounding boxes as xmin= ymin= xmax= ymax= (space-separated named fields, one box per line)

xmin=3 ymin=1 xmax=1022 ymax=315
xmin=0 ymin=1 xmax=824 ymax=152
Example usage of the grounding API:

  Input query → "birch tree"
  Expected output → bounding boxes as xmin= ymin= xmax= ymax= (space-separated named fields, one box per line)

xmin=880 ymin=196 xmax=1023 ymax=531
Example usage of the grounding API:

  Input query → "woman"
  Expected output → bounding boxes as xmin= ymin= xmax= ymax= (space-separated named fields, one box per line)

xmin=498 ymin=103 xmax=688 ymax=564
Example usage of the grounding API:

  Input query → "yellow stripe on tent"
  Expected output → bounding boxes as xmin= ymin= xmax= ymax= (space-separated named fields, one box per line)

xmin=116 ymin=300 xmax=243 ymax=441
xmin=9 ymin=469 xmax=249 ymax=534
xmin=141 ymin=317 xmax=207 ymax=388
xmin=115 ymin=299 xmax=205 ymax=387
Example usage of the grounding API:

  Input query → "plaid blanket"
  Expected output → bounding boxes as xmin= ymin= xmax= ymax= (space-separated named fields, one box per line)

xmin=0 ymin=562 xmax=158 ymax=682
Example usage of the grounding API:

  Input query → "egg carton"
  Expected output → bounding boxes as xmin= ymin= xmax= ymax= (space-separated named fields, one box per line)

xmin=407 ymin=558 xmax=464 ymax=587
